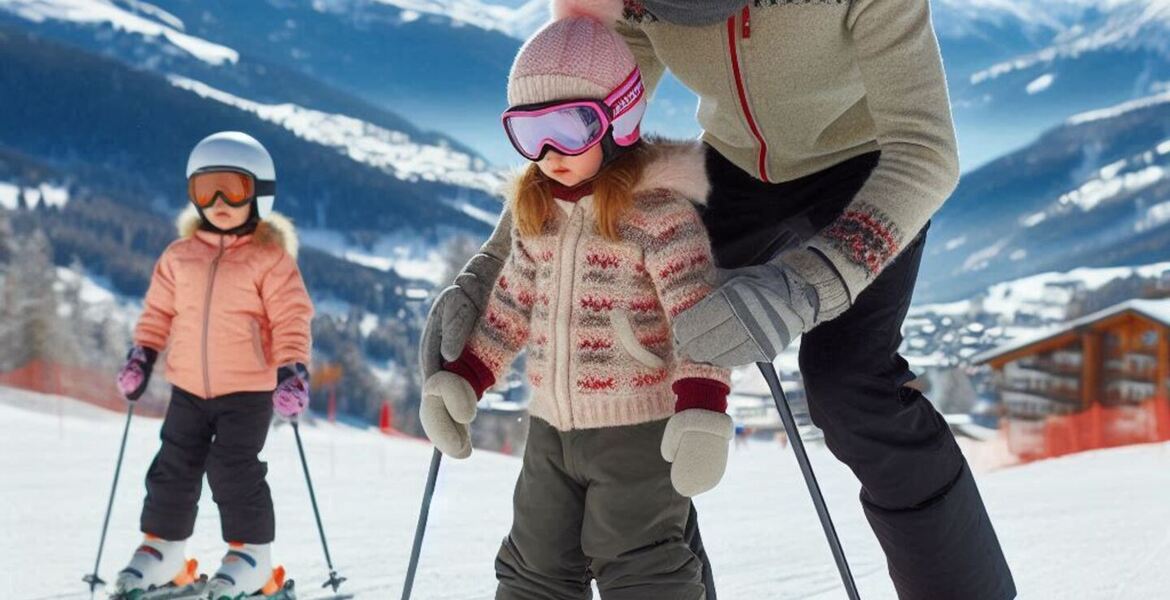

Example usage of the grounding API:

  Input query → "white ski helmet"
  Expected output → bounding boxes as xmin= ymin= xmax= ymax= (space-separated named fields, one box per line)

xmin=186 ymin=131 xmax=277 ymax=219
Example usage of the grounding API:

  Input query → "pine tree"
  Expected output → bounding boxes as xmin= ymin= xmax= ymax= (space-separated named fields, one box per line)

xmin=0 ymin=229 xmax=78 ymax=371
xmin=61 ymin=256 xmax=101 ymax=361
xmin=0 ymin=209 xmax=12 ymax=267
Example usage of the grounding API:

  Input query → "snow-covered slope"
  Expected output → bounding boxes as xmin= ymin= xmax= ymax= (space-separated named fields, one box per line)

xmin=168 ymin=75 xmax=501 ymax=194
xmin=5 ymin=387 xmax=1168 ymax=599
xmin=0 ymin=0 xmax=239 ymax=64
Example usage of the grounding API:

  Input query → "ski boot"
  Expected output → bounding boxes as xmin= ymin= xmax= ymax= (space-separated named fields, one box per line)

xmin=111 ymin=535 xmax=202 ymax=599
xmin=205 ymin=543 xmax=292 ymax=599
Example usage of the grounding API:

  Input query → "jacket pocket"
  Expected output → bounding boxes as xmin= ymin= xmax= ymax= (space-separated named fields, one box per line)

xmin=612 ymin=308 xmax=666 ymax=369
xmin=249 ymin=320 xmax=269 ymax=370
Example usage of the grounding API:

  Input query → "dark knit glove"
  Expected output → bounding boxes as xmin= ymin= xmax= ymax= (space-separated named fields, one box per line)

xmin=116 ymin=346 xmax=158 ymax=401
xmin=274 ymin=363 xmax=311 ymax=419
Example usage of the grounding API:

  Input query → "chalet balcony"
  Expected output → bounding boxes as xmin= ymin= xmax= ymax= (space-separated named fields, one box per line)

xmin=1002 ymin=384 xmax=1082 ymax=404
xmin=1104 ymin=365 xmax=1158 ymax=381
xmin=1001 ymin=389 xmax=1081 ymax=418
xmin=1102 ymin=393 xmax=1156 ymax=406
xmin=1033 ymin=358 xmax=1083 ymax=376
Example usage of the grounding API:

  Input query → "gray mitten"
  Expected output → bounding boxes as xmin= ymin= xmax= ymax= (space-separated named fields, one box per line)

xmin=419 ymin=211 xmax=512 ymax=379
xmin=661 ymin=409 xmax=734 ymax=497
xmin=420 ymin=371 xmax=479 ymax=459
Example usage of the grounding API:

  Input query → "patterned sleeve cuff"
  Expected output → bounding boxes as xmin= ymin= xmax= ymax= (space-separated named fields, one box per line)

xmin=777 ymin=247 xmax=852 ymax=325
xmin=673 ymin=378 xmax=730 ymax=413
xmin=443 ymin=348 xmax=496 ymax=399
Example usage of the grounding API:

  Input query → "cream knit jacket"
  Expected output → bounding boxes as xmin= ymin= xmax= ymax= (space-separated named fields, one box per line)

xmin=465 ymin=141 xmax=731 ymax=431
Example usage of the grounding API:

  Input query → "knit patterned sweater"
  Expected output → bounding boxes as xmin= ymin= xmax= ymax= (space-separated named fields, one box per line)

xmin=450 ymin=141 xmax=731 ymax=431
xmin=616 ymin=0 xmax=961 ymax=309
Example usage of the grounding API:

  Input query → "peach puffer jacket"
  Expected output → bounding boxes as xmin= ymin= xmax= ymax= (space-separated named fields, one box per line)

xmin=134 ymin=207 xmax=314 ymax=399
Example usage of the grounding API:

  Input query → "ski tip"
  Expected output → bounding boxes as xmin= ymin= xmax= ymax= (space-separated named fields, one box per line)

xmin=257 ymin=578 xmax=297 ymax=599
xmin=172 ymin=559 xmax=200 ymax=587
xmin=260 ymin=566 xmax=287 ymax=596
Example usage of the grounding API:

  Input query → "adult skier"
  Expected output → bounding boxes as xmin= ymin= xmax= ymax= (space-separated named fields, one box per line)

xmin=421 ymin=1 xmax=1016 ymax=598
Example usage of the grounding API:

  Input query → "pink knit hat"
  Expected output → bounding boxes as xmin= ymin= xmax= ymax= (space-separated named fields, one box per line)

xmin=508 ymin=0 xmax=635 ymax=107
xmin=507 ymin=0 xmax=646 ymax=148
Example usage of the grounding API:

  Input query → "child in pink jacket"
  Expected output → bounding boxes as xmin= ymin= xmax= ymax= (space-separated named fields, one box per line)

xmin=420 ymin=4 xmax=732 ymax=598
xmin=112 ymin=132 xmax=313 ymax=600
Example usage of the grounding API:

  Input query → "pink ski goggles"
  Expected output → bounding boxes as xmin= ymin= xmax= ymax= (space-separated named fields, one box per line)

xmin=502 ymin=68 xmax=647 ymax=161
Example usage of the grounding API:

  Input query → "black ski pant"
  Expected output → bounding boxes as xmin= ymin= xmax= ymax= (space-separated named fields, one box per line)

xmin=140 ymin=386 xmax=275 ymax=544
xmin=676 ymin=146 xmax=1016 ymax=600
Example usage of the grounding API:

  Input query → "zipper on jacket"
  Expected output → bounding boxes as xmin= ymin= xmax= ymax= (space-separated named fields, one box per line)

xmin=201 ymin=237 xmax=227 ymax=398
xmin=551 ymin=205 xmax=585 ymax=430
xmin=727 ymin=8 xmax=771 ymax=182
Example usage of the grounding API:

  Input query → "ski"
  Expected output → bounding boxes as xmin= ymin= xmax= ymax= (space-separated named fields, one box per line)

xmin=109 ymin=576 xmax=208 ymax=600
xmin=205 ymin=578 xmax=353 ymax=600
xmin=206 ymin=579 xmax=292 ymax=600
xmin=107 ymin=575 xmax=356 ymax=600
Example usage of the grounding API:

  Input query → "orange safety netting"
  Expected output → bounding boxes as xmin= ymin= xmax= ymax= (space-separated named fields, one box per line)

xmin=1004 ymin=396 xmax=1170 ymax=462
xmin=0 ymin=359 xmax=168 ymax=417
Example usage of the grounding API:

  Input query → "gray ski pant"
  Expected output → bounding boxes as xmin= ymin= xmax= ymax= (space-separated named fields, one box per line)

xmin=495 ymin=417 xmax=706 ymax=600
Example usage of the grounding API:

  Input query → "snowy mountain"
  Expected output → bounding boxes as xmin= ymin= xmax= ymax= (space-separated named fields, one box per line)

xmin=934 ymin=0 xmax=1170 ymax=168
xmin=0 ymin=0 xmax=532 ymax=164
xmin=918 ymin=89 xmax=1170 ymax=304
xmin=0 ymin=21 xmax=504 ymax=281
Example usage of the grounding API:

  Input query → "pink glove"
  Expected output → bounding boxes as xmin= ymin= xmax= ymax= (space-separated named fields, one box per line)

xmin=273 ymin=363 xmax=311 ymax=419
xmin=116 ymin=346 xmax=158 ymax=401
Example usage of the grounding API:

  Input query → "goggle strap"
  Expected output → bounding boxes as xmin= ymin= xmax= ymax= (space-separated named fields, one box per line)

xmin=605 ymin=68 xmax=645 ymax=120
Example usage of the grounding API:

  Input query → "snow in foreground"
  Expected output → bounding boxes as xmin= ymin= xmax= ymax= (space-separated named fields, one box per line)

xmin=2 ymin=386 xmax=1168 ymax=599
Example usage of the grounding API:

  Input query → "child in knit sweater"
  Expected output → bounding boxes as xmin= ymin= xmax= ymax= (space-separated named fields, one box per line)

xmin=419 ymin=3 xmax=731 ymax=598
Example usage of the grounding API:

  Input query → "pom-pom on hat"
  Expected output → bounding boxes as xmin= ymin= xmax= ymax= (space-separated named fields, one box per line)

xmin=550 ymin=0 xmax=624 ymax=21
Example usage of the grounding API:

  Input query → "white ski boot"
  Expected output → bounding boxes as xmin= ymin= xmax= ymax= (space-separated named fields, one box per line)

xmin=205 ymin=543 xmax=286 ymax=599
xmin=113 ymin=535 xmax=200 ymax=597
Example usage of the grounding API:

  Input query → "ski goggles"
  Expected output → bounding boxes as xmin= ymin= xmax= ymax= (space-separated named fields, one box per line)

xmin=187 ymin=167 xmax=275 ymax=209
xmin=501 ymin=68 xmax=647 ymax=161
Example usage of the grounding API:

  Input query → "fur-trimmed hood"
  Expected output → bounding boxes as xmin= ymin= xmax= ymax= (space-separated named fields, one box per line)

xmin=630 ymin=137 xmax=710 ymax=205
xmin=176 ymin=205 xmax=299 ymax=258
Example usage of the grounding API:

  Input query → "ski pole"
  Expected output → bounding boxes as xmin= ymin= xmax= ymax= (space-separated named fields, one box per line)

xmin=757 ymin=362 xmax=860 ymax=600
xmin=290 ymin=419 xmax=347 ymax=594
xmin=401 ymin=448 xmax=442 ymax=600
xmin=83 ymin=402 xmax=136 ymax=597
